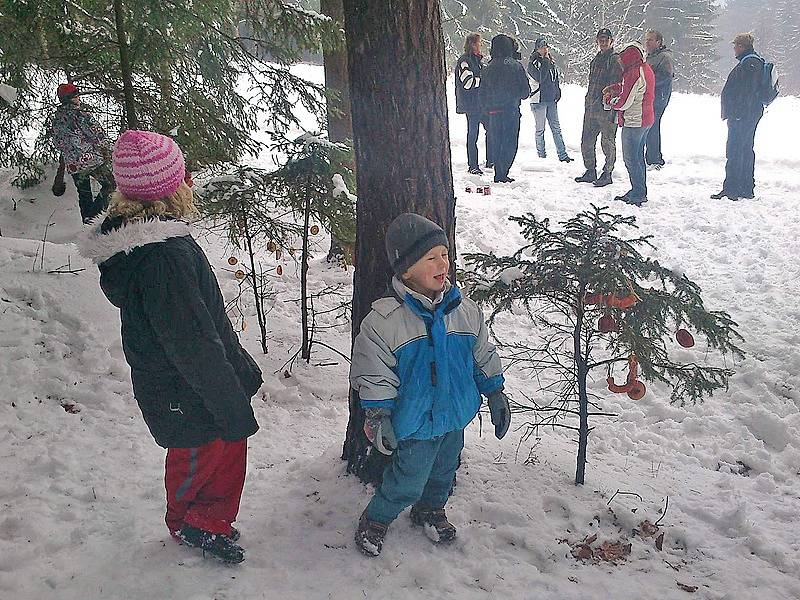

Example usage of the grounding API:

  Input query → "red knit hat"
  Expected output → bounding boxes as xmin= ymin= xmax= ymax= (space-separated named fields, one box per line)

xmin=57 ymin=83 xmax=79 ymax=103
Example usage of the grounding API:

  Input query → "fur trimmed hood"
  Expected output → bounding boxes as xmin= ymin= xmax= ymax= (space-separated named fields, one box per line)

xmin=77 ymin=212 xmax=192 ymax=265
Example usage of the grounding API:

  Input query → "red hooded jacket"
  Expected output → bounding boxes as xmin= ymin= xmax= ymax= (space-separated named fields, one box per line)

xmin=608 ymin=44 xmax=655 ymax=128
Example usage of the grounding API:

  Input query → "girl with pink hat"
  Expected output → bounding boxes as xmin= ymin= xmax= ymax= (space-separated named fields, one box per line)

xmin=79 ymin=130 xmax=262 ymax=564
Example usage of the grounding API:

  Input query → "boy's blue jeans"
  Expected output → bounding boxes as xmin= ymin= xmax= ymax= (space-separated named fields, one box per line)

xmin=366 ymin=429 xmax=464 ymax=525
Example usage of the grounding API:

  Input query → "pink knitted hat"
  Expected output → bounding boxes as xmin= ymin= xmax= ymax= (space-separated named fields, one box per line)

xmin=112 ymin=130 xmax=186 ymax=202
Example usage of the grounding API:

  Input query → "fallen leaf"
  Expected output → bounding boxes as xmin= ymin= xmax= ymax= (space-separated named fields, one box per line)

xmin=571 ymin=544 xmax=593 ymax=560
xmin=585 ymin=533 xmax=598 ymax=545
xmin=595 ymin=540 xmax=631 ymax=562
xmin=655 ymin=532 xmax=665 ymax=551
xmin=637 ymin=519 xmax=659 ymax=537
xmin=61 ymin=402 xmax=80 ymax=414
xmin=676 ymin=581 xmax=698 ymax=593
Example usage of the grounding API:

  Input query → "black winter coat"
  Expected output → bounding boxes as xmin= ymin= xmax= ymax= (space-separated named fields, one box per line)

xmin=79 ymin=216 xmax=261 ymax=448
xmin=721 ymin=49 xmax=764 ymax=121
xmin=527 ymin=54 xmax=562 ymax=103
xmin=455 ymin=52 xmax=484 ymax=114
xmin=480 ymin=35 xmax=531 ymax=113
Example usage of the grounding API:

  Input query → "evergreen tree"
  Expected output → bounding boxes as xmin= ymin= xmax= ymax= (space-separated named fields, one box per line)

xmin=0 ymin=0 xmax=338 ymax=180
xmin=464 ymin=206 xmax=744 ymax=485
xmin=647 ymin=0 xmax=720 ymax=93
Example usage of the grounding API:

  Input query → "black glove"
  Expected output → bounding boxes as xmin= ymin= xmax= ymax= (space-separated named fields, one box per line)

xmin=487 ymin=391 xmax=511 ymax=439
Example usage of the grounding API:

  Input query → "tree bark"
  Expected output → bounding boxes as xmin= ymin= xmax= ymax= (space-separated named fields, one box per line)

xmin=321 ymin=0 xmax=353 ymax=263
xmin=574 ymin=285 xmax=589 ymax=485
xmin=340 ymin=0 xmax=456 ymax=483
xmin=112 ymin=0 xmax=139 ymax=129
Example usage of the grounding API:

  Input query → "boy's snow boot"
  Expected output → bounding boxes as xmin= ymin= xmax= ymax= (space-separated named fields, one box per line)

xmin=410 ymin=505 xmax=457 ymax=544
xmin=710 ymin=190 xmax=728 ymax=200
xmin=574 ymin=169 xmax=597 ymax=183
xmin=355 ymin=511 xmax=388 ymax=557
xmin=178 ymin=525 xmax=245 ymax=564
xmin=592 ymin=171 xmax=613 ymax=187
xmin=468 ymin=167 xmax=484 ymax=175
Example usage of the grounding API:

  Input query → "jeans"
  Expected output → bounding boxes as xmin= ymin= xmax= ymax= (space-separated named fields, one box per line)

xmin=645 ymin=101 xmax=670 ymax=165
xmin=621 ymin=126 xmax=651 ymax=199
xmin=531 ymin=102 xmax=569 ymax=160
xmin=466 ymin=113 xmax=489 ymax=169
xmin=72 ymin=163 xmax=115 ymax=222
xmin=723 ymin=115 xmax=762 ymax=197
xmin=581 ymin=110 xmax=617 ymax=174
xmin=488 ymin=109 xmax=521 ymax=180
xmin=366 ymin=428 xmax=464 ymax=525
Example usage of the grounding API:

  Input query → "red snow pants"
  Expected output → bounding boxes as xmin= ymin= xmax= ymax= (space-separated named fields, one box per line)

xmin=164 ymin=438 xmax=247 ymax=537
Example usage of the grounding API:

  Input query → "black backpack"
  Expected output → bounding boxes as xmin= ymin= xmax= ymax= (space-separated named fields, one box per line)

xmin=742 ymin=53 xmax=780 ymax=106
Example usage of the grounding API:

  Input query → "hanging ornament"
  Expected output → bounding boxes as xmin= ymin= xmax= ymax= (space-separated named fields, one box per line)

xmin=276 ymin=265 xmax=283 ymax=276
xmin=267 ymin=241 xmax=277 ymax=253
xmin=607 ymin=354 xmax=646 ymax=400
xmin=228 ymin=256 xmax=238 ymax=266
xmin=234 ymin=270 xmax=246 ymax=280
xmin=598 ymin=313 xmax=617 ymax=333
xmin=310 ymin=225 xmax=320 ymax=235
xmin=676 ymin=328 xmax=695 ymax=348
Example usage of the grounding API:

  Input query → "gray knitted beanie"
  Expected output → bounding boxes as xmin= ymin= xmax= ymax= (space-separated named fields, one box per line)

xmin=385 ymin=213 xmax=449 ymax=276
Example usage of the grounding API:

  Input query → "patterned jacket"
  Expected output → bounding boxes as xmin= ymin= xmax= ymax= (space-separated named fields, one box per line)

xmin=350 ymin=278 xmax=504 ymax=441
xmin=585 ymin=49 xmax=623 ymax=118
xmin=47 ymin=104 xmax=109 ymax=174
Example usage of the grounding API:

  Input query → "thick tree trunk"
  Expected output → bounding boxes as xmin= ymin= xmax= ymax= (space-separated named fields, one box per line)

xmin=321 ymin=0 xmax=353 ymax=263
xmin=112 ymin=0 xmax=139 ymax=129
xmin=341 ymin=0 xmax=456 ymax=483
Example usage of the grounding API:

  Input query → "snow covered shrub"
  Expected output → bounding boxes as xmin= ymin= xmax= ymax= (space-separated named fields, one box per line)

xmin=463 ymin=205 xmax=744 ymax=484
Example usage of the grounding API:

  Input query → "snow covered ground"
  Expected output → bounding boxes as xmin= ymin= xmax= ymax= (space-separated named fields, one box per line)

xmin=1 ymin=68 xmax=799 ymax=599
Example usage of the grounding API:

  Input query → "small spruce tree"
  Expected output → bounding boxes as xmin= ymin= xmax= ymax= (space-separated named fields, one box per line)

xmin=463 ymin=206 xmax=745 ymax=485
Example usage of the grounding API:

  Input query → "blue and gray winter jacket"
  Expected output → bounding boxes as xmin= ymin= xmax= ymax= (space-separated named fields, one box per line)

xmin=350 ymin=278 xmax=505 ymax=441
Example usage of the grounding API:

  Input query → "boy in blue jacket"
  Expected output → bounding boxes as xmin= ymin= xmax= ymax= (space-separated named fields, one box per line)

xmin=350 ymin=213 xmax=511 ymax=556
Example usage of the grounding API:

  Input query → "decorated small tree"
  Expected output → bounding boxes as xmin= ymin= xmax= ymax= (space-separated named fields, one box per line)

xmin=196 ymin=134 xmax=355 ymax=359
xmin=463 ymin=205 xmax=744 ymax=485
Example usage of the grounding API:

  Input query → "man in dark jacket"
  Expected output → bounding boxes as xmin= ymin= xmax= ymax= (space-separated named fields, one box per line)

xmin=528 ymin=37 xmax=572 ymax=162
xmin=644 ymin=30 xmax=674 ymax=169
xmin=576 ymin=28 xmax=623 ymax=187
xmin=480 ymin=34 xmax=531 ymax=183
xmin=712 ymin=33 xmax=765 ymax=201
xmin=455 ymin=33 xmax=489 ymax=174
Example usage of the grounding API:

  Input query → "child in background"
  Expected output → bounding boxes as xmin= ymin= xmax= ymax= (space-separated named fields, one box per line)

xmin=350 ymin=213 xmax=511 ymax=556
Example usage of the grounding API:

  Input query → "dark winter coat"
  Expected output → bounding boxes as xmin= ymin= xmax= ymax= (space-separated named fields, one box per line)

xmin=78 ymin=216 xmax=262 ymax=448
xmin=480 ymin=35 xmax=531 ymax=114
xmin=585 ymin=48 xmax=623 ymax=118
xmin=455 ymin=52 xmax=484 ymax=114
xmin=721 ymin=48 xmax=765 ymax=121
xmin=646 ymin=46 xmax=674 ymax=107
xmin=527 ymin=53 xmax=562 ymax=103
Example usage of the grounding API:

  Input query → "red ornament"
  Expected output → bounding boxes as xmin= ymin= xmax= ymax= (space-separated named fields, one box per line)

xmin=676 ymin=328 xmax=695 ymax=348
xmin=598 ymin=314 xmax=617 ymax=333
xmin=627 ymin=381 xmax=646 ymax=400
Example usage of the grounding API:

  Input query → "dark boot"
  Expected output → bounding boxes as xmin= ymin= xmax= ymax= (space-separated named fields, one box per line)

xmin=710 ymin=190 xmax=728 ymax=200
xmin=178 ymin=525 xmax=245 ymax=564
xmin=574 ymin=169 xmax=597 ymax=183
xmin=410 ymin=505 xmax=457 ymax=544
xmin=355 ymin=510 xmax=388 ymax=557
xmin=592 ymin=171 xmax=613 ymax=187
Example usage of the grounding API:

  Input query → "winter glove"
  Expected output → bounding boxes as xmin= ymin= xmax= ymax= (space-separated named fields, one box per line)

xmin=487 ymin=391 xmax=511 ymax=440
xmin=363 ymin=407 xmax=397 ymax=456
xmin=52 ymin=156 xmax=66 ymax=197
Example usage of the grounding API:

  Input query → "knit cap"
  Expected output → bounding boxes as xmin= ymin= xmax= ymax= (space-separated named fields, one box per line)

xmin=535 ymin=37 xmax=548 ymax=49
xmin=57 ymin=83 xmax=79 ymax=103
xmin=385 ymin=213 xmax=449 ymax=276
xmin=112 ymin=130 xmax=186 ymax=202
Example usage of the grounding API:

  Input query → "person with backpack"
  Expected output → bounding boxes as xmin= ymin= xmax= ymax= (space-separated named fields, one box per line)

xmin=527 ymin=37 xmax=573 ymax=163
xmin=643 ymin=30 xmax=674 ymax=169
xmin=78 ymin=131 xmax=262 ymax=563
xmin=455 ymin=33 xmax=489 ymax=175
xmin=480 ymin=34 xmax=531 ymax=183
xmin=46 ymin=83 xmax=115 ymax=223
xmin=575 ymin=29 xmax=623 ymax=188
xmin=712 ymin=33 xmax=774 ymax=201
